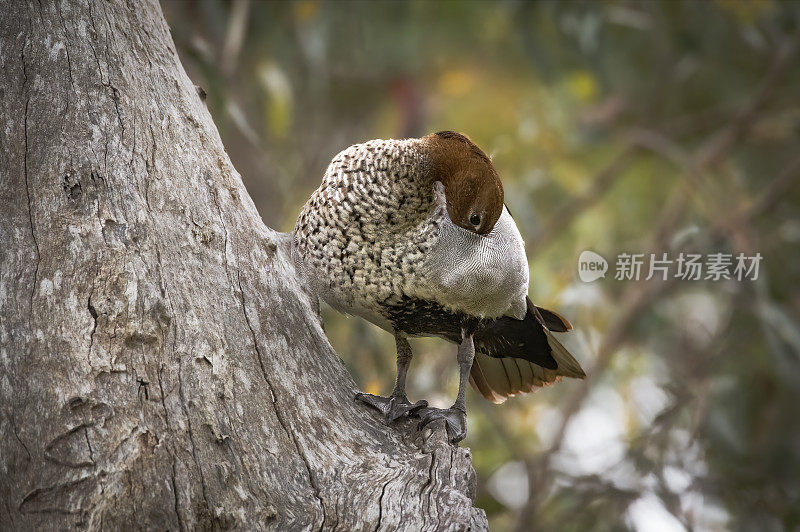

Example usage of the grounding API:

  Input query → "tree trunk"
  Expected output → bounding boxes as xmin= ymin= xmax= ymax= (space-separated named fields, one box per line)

xmin=0 ymin=1 xmax=487 ymax=530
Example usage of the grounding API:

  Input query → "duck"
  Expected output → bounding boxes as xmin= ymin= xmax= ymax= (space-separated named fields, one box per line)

xmin=292 ymin=131 xmax=585 ymax=443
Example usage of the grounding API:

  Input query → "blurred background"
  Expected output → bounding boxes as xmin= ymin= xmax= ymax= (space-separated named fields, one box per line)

xmin=162 ymin=1 xmax=800 ymax=530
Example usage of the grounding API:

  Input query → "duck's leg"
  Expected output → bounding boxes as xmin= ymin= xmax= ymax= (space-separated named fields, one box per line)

xmin=355 ymin=334 xmax=428 ymax=423
xmin=417 ymin=329 xmax=474 ymax=443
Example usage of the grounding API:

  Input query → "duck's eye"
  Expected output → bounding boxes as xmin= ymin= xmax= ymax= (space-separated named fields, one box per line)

xmin=469 ymin=213 xmax=481 ymax=227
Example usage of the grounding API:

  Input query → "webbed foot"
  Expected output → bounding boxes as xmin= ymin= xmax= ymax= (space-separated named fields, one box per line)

xmin=355 ymin=393 xmax=428 ymax=424
xmin=417 ymin=406 xmax=468 ymax=443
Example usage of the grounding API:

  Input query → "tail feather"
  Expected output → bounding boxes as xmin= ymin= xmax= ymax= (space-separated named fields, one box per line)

xmin=469 ymin=355 xmax=510 ymax=403
xmin=535 ymin=306 xmax=573 ymax=332
xmin=502 ymin=357 xmax=523 ymax=391
xmin=469 ymin=297 xmax=585 ymax=403
xmin=543 ymin=327 xmax=585 ymax=379
xmin=515 ymin=356 xmax=536 ymax=392
xmin=470 ymin=354 xmax=563 ymax=403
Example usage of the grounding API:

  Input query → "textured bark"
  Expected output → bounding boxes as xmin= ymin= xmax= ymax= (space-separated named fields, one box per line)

xmin=0 ymin=1 xmax=487 ymax=530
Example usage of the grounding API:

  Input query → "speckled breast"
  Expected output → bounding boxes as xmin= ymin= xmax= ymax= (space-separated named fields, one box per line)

xmin=292 ymin=139 xmax=439 ymax=327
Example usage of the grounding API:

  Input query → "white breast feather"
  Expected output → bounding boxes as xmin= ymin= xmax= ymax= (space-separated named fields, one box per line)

xmin=417 ymin=183 xmax=529 ymax=320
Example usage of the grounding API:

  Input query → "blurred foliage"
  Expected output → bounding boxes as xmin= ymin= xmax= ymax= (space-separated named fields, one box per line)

xmin=163 ymin=1 xmax=800 ymax=530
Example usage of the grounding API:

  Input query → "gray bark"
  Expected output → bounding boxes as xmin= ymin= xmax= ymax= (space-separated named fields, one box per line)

xmin=0 ymin=1 xmax=487 ymax=530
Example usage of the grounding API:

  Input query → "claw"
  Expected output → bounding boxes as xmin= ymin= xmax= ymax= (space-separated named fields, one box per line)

xmin=355 ymin=392 xmax=428 ymax=424
xmin=416 ymin=406 xmax=468 ymax=443
xmin=385 ymin=395 xmax=428 ymax=423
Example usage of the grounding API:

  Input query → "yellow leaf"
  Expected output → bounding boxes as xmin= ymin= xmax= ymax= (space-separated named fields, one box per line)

xmin=293 ymin=0 xmax=318 ymax=22
xmin=566 ymin=70 xmax=598 ymax=103
xmin=438 ymin=68 xmax=476 ymax=97
xmin=715 ymin=0 xmax=774 ymax=23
